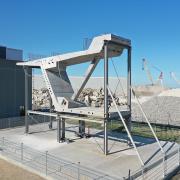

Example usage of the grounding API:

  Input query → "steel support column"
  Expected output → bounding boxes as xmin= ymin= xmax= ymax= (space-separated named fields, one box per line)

xmin=57 ymin=117 xmax=61 ymax=143
xmin=49 ymin=98 xmax=53 ymax=129
xmin=57 ymin=117 xmax=65 ymax=142
xmin=62 ymin=118 xmax=65 ymax=140
xmin=79 ymin=120 xmax=85 ymax=136
xmin=24 ymin=66 xmax=29 ymax=134
xmin=127 ymin=47 xmax=132 ymax=132
xmin=104 ymin=41 xmax=109 ymax=155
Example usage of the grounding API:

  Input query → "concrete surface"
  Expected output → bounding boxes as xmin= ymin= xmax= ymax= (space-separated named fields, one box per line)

xmin=0 ymin=121 xmax=178 ymax=178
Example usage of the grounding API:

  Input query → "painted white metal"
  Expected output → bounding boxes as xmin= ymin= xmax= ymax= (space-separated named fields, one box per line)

xmin=131 ymin=88 xmax=164 ymax=154
xmin=28 ymin=110 xmax=57 ymax=117
xmin=73 ymin=59 xmax=100 ymax=100
xmin=17 ymin=34 xmax=130 ymax=111
xmin=17 ymin=34 xmax=130 ymax=67
xmin=41 ymin=66 xmax=59 ymax=110
xmin=108 ymin=86 xmax=144 ymax=166
xmin=27 ymin=110 xmax=103 ymax=123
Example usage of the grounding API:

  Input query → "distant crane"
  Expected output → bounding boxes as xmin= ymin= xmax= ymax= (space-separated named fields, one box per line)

xmin=170 ymin=72 xmax=180 ymax=85
xmin=142 ymin=58 xmax=163 ymax=87
xmin=142 ymin=59 xmax=154 ymax=85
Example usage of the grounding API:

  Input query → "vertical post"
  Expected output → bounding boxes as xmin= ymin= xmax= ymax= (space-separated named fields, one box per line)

xmin=178 ymin=145 xmax=180 ymax=166
xmin=49 ymin=97 xmax=53 ymax=129
xmin=127 ymin=47 xmax=132 ymax=132
xmin=163 ymin=152 xmax=166 ymax=178
xmin=45 ymin=151 xmax=48 ymax=176
xmin=2 ymin=137 xmax=4 ymax=146
xmin=128 ymin=169 xmax=131 ymax=180
xmin=79 ymin=120 xmax=85 ymax=137
xmin=57 ymin=116 xmax=61 ymax=143
xmin=24 ymin=66 xmax=29 ymax=134
xmin=62 ymin=118 xmax=65 ymax=140
xmin=78 ymin=162 xmax=80 ymax=180
xmin=104 ymin=41 xmax=108 ymax=155
xmin=8 ymin=118 xmax=11 ymax=128
xmin=21 ymin=143 xmax=23 ymax=161
xmin=141 ymin=165 xmax=144 ymax=180
xmin=57 ymin=116 xmax=65 ymax=142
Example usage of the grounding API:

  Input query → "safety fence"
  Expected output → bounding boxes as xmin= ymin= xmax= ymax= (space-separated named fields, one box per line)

xmin=0 ymin=137 xmax=119 ymax=180
xmin=126 ymin=145 xmax=180 ymax=180
xmin=0 ymin=115 xmax=53 ymax=130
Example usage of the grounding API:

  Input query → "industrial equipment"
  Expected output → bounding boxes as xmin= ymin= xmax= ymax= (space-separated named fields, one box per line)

xmin=17 ymin=34 xmax=132 ymax=155
xmin=16 ymin=34 xmax=163 ymax=164
xmin=142 ymin=58 xmax=163 ymax=87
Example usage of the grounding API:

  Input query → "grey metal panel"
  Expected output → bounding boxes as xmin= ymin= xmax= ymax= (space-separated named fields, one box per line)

xmin=16 ymin=34 xmax=129 ymax=68
xmin=6 ymin=48 xmax=23 ymax=61
xmin=46 ymin=69 xmax=74 ymax=96
xmin=0 ymin=59 xmax=31 ymax=118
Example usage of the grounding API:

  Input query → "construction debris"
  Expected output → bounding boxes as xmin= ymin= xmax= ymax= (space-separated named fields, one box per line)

xmin=32 ymin=88 xmax=127 ymax=110
xmin=32 ymin=87 xmax=180 ymax=127
xmin=77 ymin=88 xmax=127 ymax=107
xmin=77 ymin=87 xmax=180 ymax=126
xmin=32 ymin=88 xmax=51 ymax=110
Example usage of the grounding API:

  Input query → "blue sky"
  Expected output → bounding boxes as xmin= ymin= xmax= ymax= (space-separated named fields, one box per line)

xmin=0 ymin=0 xmax=180 ymax=87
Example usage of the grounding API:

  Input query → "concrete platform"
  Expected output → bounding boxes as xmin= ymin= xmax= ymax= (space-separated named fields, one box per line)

xmin=0 ymin=122 xmax=178 ymax=178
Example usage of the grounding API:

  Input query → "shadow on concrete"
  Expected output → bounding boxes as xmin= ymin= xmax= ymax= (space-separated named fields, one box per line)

xmin=92 ymin=130 xmax=156 ymax=147
xmin=144 ymin=141 xmax=168 ymax=165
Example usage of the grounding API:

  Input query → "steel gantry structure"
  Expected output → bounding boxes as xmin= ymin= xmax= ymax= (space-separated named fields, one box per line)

xmin=17 ymin=34 xmax=132 ymax=156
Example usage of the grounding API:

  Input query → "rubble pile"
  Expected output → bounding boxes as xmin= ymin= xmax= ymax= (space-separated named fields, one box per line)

xmin=32 ymin=88 xmax=127 ymax=109
xmin=78 ymin=88 xmax=127 ymax=107
xmin=32 ymin=88 xmax=51 ymax=110
xmin=32 ymin=86 xmax=180 ymax=126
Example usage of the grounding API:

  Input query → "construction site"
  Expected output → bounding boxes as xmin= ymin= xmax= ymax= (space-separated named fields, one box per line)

xmin=0 ymin=33 xmax=179 ymax=180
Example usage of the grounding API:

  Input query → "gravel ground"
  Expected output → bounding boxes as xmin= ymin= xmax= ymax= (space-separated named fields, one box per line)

xmin=132 ymin=96 xmax=180 ymax=126
xmin=0 ymin=158 xmax=45 ymax=180
xmin=172 ymin=170 xmax=180 ymax=180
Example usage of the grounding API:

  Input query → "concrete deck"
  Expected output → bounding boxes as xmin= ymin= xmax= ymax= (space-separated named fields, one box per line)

xmin=0 ymin=122 xmax=178 ymax=178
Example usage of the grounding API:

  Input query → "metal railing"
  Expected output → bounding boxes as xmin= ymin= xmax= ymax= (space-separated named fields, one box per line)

xmin=0 ymin=115 xmax=52 ymax=130
xmin=126 ymin=145 xmax=180 ymax=180
xmin=0 ymin=137 xmax=119 ymax=180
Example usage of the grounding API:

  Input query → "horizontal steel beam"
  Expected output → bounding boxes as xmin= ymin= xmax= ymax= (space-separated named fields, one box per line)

xmin=27 ymin=110 xmax=103 ymax=123
xmin=27 ymin=110 xmax=57 ymax=117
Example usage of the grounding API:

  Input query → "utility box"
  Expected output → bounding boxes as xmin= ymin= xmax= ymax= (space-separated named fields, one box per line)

xmin=0 ymin=47 xmax=31 ymax=118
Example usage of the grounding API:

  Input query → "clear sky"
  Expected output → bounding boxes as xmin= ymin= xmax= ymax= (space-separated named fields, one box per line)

xmin=0 ymin=0 xmax=180 ymax=87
